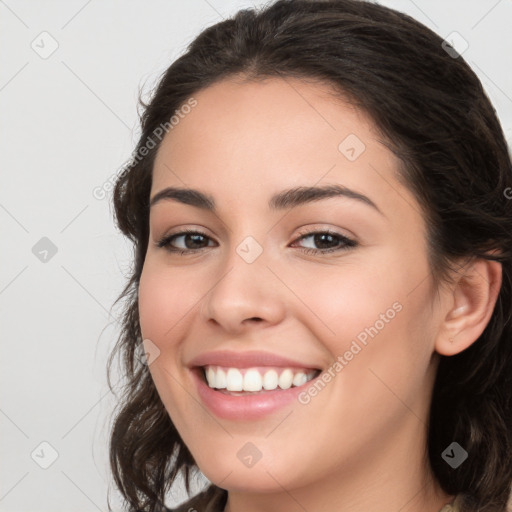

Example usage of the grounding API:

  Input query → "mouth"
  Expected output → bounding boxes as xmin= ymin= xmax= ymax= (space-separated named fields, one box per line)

xmin=197 ymin=365 xmax=322 ymax=395
xmin=188 ymin=350 xmax=325 ymax=420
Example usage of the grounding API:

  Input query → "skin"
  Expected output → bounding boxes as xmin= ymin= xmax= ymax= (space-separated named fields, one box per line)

xmin=138 ymin=76 xmax=502 ymax=512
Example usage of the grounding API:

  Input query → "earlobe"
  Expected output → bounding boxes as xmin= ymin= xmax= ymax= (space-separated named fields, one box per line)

xmin=435 ymin=258 xmax=502 ymax=357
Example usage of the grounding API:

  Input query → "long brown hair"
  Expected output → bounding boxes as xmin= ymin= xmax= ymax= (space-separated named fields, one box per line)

xmin=107 ymin=1 xmax=512 ymax=510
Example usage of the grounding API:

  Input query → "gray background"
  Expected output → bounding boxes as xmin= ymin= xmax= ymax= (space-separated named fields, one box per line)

xmin=1 ymin=0 xmax=511 ymax=511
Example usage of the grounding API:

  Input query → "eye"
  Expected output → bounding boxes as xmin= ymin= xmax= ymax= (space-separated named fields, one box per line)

xmin=156 ymin=229 xmax=215 ymax=254
xmin=291 ymin=229 xmax=357 ymax=254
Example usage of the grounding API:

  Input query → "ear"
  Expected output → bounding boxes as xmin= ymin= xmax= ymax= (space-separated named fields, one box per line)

xmin=435 ymin=257 xmax=502 ymax=356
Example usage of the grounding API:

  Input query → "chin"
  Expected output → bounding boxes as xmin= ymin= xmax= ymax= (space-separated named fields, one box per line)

xmin=194 ymin=446 xmax=311 ymax=495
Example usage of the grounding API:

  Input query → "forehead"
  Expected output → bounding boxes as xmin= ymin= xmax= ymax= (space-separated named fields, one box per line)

xmin=151 ymin=77 xmax=419 ymax=222
xmin=154 ymin=76 xmax=378 ymax=175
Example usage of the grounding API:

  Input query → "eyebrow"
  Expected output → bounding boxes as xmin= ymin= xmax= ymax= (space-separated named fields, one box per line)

xmin=149 ymin=184 xmax=383 ymax=215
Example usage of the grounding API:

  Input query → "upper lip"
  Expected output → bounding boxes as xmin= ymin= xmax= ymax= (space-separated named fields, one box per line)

xmin=187 ymin=350 xmax=322 ymax=370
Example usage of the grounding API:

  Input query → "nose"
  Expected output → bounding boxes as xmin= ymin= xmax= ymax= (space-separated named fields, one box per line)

xmin=199 ymin=246 xmax=287 ymax=334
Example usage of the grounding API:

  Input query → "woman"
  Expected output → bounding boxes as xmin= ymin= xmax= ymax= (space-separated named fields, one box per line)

xmin=106 ymin=1 xmax=512 ymax=511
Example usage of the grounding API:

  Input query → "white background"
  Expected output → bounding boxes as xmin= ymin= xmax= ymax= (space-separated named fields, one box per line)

xmin=1 ymin=1 xmax=511 ymax=511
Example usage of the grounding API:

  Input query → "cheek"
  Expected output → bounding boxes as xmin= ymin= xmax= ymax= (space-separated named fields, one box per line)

xmin=138 ymin=268 xmax=169 ymax=341
xmin=138 ymin=261 xmax=193 ymax=343
xmin=306 ymin=249 xmax=434 ymax=391
xmin=301 ymin=258 xmax=403 ymax=348
xmin=137 ymin=263 xmax=195 ymax=419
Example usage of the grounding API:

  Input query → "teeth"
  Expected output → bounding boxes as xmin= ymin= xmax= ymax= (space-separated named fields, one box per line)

xmin=278 ymin=368 xmax=293 ymax=389
xmin=226 ymin=368 xmax=243 ymax=391
xmin=292 ymin=372 xmax=307 ymax=387
xmin=206 ymin=366 xmax=215 ymax=387
xmin=216 ymin=368 xmax=227 ymax=389
xmin=263 ymin=369 xmax=278 ymax=390
xmin=243 ymin=369 xmax=262 ymax=391
xmin=204 ymin=365 xmax=318 ymax=392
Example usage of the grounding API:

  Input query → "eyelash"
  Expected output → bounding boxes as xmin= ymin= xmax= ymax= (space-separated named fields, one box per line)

xmin=156 ymin=228 xmax=357 ymax=256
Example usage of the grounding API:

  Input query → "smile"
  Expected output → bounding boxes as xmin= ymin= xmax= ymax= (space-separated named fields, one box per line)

xmin=203 ymin=365 xmax=321 ymax=394
xmin=187 ymin=350 xmax=324 ymax=420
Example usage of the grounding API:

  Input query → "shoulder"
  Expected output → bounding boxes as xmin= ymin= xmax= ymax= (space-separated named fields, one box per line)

xmin=165 ymin=485 xmax=228 ymax=512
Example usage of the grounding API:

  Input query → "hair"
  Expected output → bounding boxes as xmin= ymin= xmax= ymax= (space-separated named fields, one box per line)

xmin=106 ymin=1 xmax=512 ymax=511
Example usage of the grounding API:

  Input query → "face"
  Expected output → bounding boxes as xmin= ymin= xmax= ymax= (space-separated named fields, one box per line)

xmin=138 ymin=77 xmax=443 ymax=493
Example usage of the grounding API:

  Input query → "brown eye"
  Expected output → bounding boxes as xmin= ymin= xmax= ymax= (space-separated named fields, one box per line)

xmin=157 ymin=230 xmax=215 ymax=253
xmin=293 ymin=230 xmax=357 ymax=255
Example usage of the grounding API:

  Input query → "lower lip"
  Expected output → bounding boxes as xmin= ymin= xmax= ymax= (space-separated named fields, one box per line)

xmin=192 ymin=368 xmax=316 ymax=421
